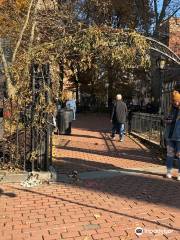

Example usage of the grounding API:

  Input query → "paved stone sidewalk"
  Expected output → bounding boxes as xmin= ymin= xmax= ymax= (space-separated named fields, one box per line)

xmin=0 ymin=113 xmax=180 ymax=240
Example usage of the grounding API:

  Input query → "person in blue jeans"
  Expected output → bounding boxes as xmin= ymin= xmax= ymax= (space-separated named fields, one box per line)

xmin=165 ymin=89 xmax=180 ymax=181
xmin=110 ymin=94 xmax=127 ymax=142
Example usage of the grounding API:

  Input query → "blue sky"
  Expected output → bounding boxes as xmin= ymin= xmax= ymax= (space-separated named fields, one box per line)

xmin=157 ymin=0 xmax=180 ymax=16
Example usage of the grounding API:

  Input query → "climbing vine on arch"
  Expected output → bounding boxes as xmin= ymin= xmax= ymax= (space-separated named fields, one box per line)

xmin=0 ymin=0 xmax=151 ymax=168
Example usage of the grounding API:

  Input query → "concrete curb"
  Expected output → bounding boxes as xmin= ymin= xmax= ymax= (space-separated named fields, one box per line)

xmin=0 ymin=165 xmax=167 ymax=184
xmin=128 ymin=134 xmax=150 ymax=152
xmin=0 ymin=170 xmax=52 ymax=183
xmin=129 ymin=133 xmax=165 ymax=165
xmin=53 ymin=166 xmax=167 ymax=183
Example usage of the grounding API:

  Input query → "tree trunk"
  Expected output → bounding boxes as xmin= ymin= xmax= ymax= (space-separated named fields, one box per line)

xmin=0 ymin=43 xmax=16 ymax=99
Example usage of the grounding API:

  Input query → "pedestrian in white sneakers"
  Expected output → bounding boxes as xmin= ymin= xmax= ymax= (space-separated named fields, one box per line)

xmin=164 ymin=87 xmax=180 ymax=180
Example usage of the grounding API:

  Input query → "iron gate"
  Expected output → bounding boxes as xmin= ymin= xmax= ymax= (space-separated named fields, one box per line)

xmin=0 ymin=63 xmax=53 ymax=171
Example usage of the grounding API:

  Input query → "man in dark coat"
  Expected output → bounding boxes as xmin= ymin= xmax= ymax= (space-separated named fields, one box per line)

xmin=110 ymin=94 xmax=128 ymax=142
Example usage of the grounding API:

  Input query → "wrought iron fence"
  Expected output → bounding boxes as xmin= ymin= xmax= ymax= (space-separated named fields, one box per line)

xmin=0 ymin=63 xmax=53 ymax=172
xmin=130 ymin=75 xmax=179 ymax=146
xmin=131 ymin=112 xmax=161 ymax=145
xmin=162 ymin=77 xmax=180 ymax=115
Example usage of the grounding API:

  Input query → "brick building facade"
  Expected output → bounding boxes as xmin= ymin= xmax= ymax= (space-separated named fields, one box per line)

xmin=168 ymin=18 xmax=180 ymax=56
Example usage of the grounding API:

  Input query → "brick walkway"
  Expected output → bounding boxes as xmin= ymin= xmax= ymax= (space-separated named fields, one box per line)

xmin=52 ymin=113 xmax=163 ymax=174
xmin=1 ymin=113 xmax=180 ymax=240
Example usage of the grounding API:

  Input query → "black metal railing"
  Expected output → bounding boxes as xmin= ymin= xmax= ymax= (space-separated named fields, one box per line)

xmin=0 ymin=63 xmax=53 ymax=172
xmin=162 ymin=78 xmax=179 ymax=115
xmin=130 ymin=78 xmax=179 ymax=146
xmin=131 ymin=112 xmax=161 ymax=145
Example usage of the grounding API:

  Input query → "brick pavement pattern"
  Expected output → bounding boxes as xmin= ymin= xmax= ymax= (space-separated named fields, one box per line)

xmin=53 ymin=113 xmax=164 ymax=173
xmin=0 ymin=113 xmax=180 ymax=240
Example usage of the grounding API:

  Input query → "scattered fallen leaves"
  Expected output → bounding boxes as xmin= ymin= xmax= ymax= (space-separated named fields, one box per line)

xmin=84 ymin=237 xmax=90 ymax=240
xmin=94 ymin=214 xmax=101 ymax=219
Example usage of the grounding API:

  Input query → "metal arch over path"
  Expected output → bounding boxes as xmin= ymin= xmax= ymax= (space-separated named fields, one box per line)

xmin=145 ymin=37 xmax=180 ymax=65
xmin=110 ymin=32 xmax=180 ymax=65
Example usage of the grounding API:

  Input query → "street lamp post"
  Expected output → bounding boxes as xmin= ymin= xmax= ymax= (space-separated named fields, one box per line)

xmin=156 ymin=56 xmax=166 ymax=114
xmin=105 ymin=82 xmax=109 ymax=108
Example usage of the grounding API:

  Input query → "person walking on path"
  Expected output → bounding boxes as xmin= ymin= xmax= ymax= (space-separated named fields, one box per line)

xmin=110 ymin=94 xmax=128 ymax=142
xmin=165 ymin=89 xmax=180 ymax=180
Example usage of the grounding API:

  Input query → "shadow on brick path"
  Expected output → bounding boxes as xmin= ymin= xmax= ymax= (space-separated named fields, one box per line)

xmin=12 ymin=178 xmax=180 ymax=232
xmin=53 ymin=113 xmax=164 ymax=175
xmin=50 ymin=116 xmax=180 ymax=208
xmin=53 ymin=156 xmax=165 ymax=178
xmin=0 ymin=188 xmax=16 ymax=198
xmin=73 ymin=113 xmax=112 ymax=132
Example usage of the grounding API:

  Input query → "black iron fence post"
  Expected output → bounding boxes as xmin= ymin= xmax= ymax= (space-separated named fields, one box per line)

xmin=2 ymin=97 xmax=5 ymax=165
xmin=42 ymin=63 xmax=51 ymax=171
xmin=30 ymin=64 xmax=36 ymax=171
xmin=23 ymin=104 xmax=27 ymax=171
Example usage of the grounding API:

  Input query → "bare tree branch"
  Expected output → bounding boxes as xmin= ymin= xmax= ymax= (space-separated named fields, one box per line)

xmin=153 ymin=0 xmax=159 ymax=25
xmin=28 ymin=0 xmax=40 ymax=52
xmin=0 ymin=42 xmax=16 ymax=98
xmin=152 ymin=0 xmax=180 ymax=37
xmin=12 ymin=0 xmax=35 ymax=63
xmin=158 ymin=0 xmax=171 ymax=23
xmin=160 ymin=6 xmax=180 ymax=25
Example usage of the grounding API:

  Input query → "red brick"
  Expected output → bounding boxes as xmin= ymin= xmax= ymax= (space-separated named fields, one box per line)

xmin=30 ymin=222 xmax=47 ymax=228
xmin=71 ymin=213 xmax=86 ymax=219
xmin=96 ymin=227 xmax=113 ymax=234
xmin=80 ymin=217 xmax=95 ymax=222
xmin=76 ymin=237 xmax=93 ymax=240
xmin=92 ymin=233 xmax=110 ymax=239
xmin=103 ymin=238 xmax=119 ymax=240
xmin=61 ymin=231 xmax=80 ymax=238
xmin=80 ymin=229 xmax=97 ymax=236
xmin=109 ymin=230 xmax=127 ymax=238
